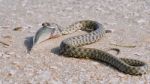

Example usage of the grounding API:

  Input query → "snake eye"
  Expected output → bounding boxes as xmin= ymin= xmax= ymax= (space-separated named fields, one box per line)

xmin=42 ymin=22 xmax=51 ymax=27
xmin=42 ymin=22 xmax=60 ymax=29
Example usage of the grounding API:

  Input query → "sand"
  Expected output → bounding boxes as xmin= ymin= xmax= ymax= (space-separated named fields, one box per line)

xmin=0 ymin=0 xmax=150 ymax=84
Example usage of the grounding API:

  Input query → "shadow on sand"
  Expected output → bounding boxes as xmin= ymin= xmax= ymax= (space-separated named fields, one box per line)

xmin=24 ymin=36 xmax=33 ymax=53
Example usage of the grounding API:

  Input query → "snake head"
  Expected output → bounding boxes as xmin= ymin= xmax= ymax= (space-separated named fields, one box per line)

xmin=33 ymin=22 xmax=62 ymax=47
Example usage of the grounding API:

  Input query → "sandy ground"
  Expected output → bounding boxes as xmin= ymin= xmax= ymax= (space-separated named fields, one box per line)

xmin=0 ymin=0 xmax=150 ymax=84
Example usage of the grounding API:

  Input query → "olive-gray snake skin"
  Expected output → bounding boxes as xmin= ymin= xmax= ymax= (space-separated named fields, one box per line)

xmin=33 ymin=20 xmax=148 ymax=75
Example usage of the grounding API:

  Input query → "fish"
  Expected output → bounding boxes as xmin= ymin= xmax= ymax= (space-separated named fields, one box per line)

xmin=33 ymin=26 xmax=55 ymax=46
xmin=31 ymin=22 xmax=62 ymax=52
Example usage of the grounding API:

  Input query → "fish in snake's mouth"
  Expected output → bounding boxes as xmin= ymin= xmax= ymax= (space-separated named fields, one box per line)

xmin=33 ymin=22 xmax=62 ymax=46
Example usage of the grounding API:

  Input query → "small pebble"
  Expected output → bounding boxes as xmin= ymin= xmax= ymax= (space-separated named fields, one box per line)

xmin=13 ymin=27 xmax=23 ymax=31
xmin=5 ymin=51 xmax=15 ymax=55
xmin=2 ymin=35 xmax=12 ymax=39
xmin=0 ymin=35 xmax=13 ymax=47
xmin=105 ymin=29 xmax=113 ymax=33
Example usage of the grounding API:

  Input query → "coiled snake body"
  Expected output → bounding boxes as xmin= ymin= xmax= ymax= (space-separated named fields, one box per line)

xmin=34 ymin=20 xmax=148 ymax=75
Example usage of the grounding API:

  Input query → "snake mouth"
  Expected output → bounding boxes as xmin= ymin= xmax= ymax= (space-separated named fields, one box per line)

xmin=49 ymin=34 xmax=61 ymax=39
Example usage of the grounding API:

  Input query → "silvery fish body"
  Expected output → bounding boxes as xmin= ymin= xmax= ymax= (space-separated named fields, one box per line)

xmin=33 ymin=26 xmax=55 ymax=46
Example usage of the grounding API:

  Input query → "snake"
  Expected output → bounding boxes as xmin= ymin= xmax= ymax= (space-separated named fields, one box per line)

xmin=33 ymin=20 xmax=148 ymax=75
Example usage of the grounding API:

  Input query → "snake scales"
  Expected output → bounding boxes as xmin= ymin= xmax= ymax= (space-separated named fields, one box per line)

xmin=33 ymin=20 xmax=148 ymax=75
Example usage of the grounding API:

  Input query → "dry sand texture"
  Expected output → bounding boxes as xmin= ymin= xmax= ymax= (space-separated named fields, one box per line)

xmin=0 ymin=0 xmax=150 ymax=84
